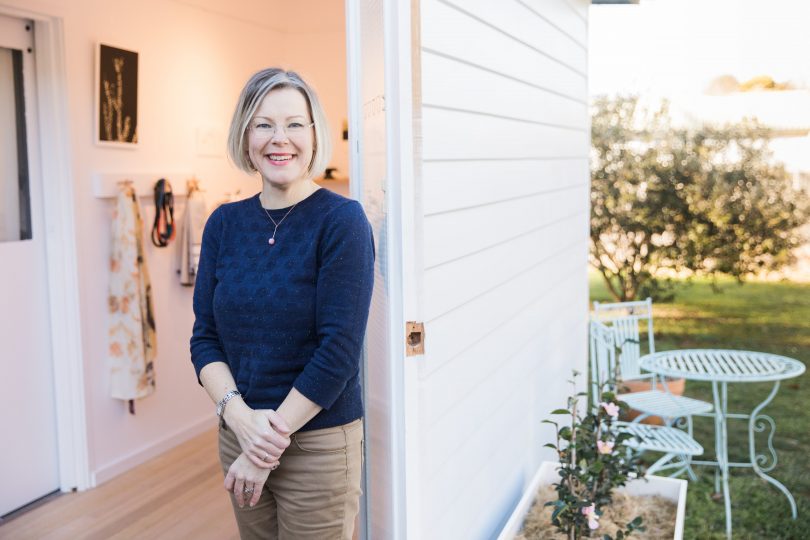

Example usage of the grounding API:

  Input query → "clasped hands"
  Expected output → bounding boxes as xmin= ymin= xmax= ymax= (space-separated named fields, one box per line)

xmin=224 ymin=407 xmax=291 ymax=508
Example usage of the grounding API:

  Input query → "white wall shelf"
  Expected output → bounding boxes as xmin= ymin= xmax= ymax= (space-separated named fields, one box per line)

xmin=92 ymin=173 xmax=192 ymax=199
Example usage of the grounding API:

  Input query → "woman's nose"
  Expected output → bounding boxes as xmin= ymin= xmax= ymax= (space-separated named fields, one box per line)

xmin=270 ymin=127 xmax=289 ymax=143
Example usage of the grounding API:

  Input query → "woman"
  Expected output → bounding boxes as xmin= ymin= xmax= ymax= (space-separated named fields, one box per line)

xmin=190 ymin=68 xmax=375 ymax=540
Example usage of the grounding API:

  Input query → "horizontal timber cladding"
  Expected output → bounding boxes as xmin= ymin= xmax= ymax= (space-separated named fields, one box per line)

xmin=420 ymin=293 xmax=588 ymax=538
xmin=561 ymin=0 xmax=589 ymax=24
xmin=422 ymin=158 xmax=589 ymax=216
xmin=421 ymin=268 xmax=588 ymax=424
xmin=424 ymin=240 xmax=588 ymax=373
xmin=517 ymin=0 xmax=588 ymax=46
xmin=423 ymin=212 xmax=585 ymax=320
xmin=422 ymin=108 xmax=588 ymax=160
xmin=433 ymin=0 xmax=587 ymax=72
xmin=423 ymin=183 xmax=588 ymax=269
xmin=421 ymin=51 xmax=588 ymax=128
xmin=415 ymin=0 xmax=591 ymax=538
xmin=422 ymin=0 xmax=587 ymax=103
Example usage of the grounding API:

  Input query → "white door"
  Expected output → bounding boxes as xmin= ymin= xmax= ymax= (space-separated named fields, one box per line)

xmin=0 ymin=14 xmax=60 ymax=517
xmin=347 ymin=1 xmax=401 ymax=538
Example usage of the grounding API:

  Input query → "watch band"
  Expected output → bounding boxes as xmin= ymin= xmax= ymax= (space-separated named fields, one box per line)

xmin=216 ymin=390 xmax=241 ymax=418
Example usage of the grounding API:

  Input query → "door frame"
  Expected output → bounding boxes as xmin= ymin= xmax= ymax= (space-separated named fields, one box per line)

xmin=346 ymin=0 xmax=422 ymax=538
xmin=0 ymin=5 xmax=91 ymax=491
xmin=381 ymin=0 xmax=423 ymax=538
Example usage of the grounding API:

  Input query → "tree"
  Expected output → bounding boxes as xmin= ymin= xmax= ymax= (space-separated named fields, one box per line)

xmin=590 ymin=95 xmax=809 ymax=301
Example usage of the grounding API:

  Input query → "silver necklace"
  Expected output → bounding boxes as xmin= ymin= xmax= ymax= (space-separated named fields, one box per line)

xmin=261 ymin=202 xmax=299 ymax=246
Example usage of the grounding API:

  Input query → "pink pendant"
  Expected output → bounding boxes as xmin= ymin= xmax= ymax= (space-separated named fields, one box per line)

xmin=268 ymin=237 xmax=275 ymax=245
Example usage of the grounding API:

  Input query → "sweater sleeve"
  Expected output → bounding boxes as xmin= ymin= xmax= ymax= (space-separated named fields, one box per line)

xmin=293 ymin=201 xmax=375 ymax=410
xmin=190 ymin=207 xmax=226 ymax=382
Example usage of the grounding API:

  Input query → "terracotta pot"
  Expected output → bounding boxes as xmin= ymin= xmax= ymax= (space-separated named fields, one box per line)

xmin=619 ymin=378 xmax=686 ymax=426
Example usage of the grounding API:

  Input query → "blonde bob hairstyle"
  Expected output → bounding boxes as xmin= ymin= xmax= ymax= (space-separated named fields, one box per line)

xmin=227 ymin=68 xmax=331 ymax=179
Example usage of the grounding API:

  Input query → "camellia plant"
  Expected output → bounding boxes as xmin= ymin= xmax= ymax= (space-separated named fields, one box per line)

xmin=543 ymin=371 xmax=644 ymax=539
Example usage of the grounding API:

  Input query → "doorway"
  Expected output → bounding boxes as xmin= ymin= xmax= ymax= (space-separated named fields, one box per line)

xmin=0 ymin=2 xmax=406 ymax=537
xmin=0 ymin=13 xmax=60 ymax=517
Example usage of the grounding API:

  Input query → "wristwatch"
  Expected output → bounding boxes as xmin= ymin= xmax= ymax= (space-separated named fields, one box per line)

xmin=216 ymin=389 xmax=241 ymax=418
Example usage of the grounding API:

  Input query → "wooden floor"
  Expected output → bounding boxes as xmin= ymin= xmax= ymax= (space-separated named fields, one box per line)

xmin=0 ymin=429 xmax=239 ymax=540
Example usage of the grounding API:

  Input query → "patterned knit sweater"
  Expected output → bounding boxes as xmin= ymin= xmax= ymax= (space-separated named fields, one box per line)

xmin=190 ymin=188 xmax=375 ymax=431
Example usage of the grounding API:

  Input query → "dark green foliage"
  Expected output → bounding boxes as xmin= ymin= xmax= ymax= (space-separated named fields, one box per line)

xmin=545 ymin=372 xmax=644 ymax=539
xmin=590 ymin=95 xmax=809 ymax=301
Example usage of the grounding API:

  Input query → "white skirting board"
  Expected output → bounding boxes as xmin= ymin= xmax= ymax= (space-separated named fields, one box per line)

xmin=92 ymin=173 xmax=192 ymax=199
xmin=91 ymin=415 xmax=216 ymax=486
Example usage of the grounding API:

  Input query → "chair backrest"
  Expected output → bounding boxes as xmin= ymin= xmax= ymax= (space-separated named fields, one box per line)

xmin=589 ymin=320 xmax=617 ymax=404
xmin=592 ymin=298 xmax=655 ymax=381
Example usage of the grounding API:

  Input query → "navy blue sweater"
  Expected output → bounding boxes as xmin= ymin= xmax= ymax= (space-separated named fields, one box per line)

xmin=190 ymin=189 xmax=374 ymax=431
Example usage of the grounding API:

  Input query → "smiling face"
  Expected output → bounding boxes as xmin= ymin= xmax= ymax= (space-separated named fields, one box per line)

xmin=246 ymin=87 xmax=315 ymax=190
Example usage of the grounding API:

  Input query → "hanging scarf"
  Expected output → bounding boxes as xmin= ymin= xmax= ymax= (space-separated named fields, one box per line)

xmin=176 ymin=182 xmax=207 ymax=286
xmin=151 ymin=178 xmax=175 ymax=247
xmin=109 ymin=186 xmax=157 ymax=413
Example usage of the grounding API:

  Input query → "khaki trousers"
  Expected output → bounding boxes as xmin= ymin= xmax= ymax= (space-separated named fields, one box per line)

xmin=218 ymin=419 xmax=363 ymax=540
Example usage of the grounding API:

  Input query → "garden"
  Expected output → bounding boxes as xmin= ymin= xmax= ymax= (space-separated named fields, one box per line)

xmin=508 ymin=94 xmax=809 ymax=539
xmin=585 ymin=93 xmax=808 ymax=539
xmin=586 ymin=94 xmax=808 ymax=539
xmin=591 ymin=274 xmax=810 ymax=539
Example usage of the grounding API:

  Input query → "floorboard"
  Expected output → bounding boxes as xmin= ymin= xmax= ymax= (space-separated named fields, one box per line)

xmin=0 ymin=429 xmax=238 ymax=540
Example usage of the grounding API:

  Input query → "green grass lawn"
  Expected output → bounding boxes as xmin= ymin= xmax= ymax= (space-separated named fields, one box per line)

xmin=590 ymin=273 xmax=810 ymax=540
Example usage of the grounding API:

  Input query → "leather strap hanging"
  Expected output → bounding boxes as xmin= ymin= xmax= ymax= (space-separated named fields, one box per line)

xmin=151 ymin=178 xmax=175 ymax=247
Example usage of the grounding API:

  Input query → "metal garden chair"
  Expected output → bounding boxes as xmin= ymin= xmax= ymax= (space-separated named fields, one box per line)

xmin=590 ymin=320 xmax=703 ymax=478
xmin=592 ymin=298 xmax=713 ymax=426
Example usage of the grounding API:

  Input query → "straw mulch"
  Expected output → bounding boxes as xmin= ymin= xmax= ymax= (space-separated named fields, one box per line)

xmin=516 ymin=485 xmax=677 ymax=540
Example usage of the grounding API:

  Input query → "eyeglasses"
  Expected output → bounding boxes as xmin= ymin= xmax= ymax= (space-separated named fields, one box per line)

xmin=249 ymin=120 xmax=315 ymax=139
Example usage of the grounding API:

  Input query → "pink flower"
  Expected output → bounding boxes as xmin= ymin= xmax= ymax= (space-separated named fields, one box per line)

xmin=597 ymin=440 xmax=615 ymax=455
xmin=581 ymin=503 xmax=600 ymax=530
xmin=601 ymin=401 xmax=620 ymax=418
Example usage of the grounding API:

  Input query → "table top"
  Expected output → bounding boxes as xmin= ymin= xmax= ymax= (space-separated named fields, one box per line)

xmin=639 ymin=349 xmax=806 ymax=382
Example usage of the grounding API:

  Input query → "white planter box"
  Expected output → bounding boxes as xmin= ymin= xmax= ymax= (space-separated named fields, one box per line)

xmin=497 ymin=461 xmax=687 ymax=540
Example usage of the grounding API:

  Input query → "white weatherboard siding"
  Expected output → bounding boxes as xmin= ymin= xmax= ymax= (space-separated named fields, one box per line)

xmin=416 ymin=0 xmax=590 ymax=538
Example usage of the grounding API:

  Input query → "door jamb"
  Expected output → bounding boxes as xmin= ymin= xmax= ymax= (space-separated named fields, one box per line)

xmin=383 ymin=1 xmax=422 ymax=538
xmin=345 ymin=0 xmax=421 ymax=538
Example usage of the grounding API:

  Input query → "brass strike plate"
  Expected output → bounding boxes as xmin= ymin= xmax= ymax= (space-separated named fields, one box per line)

xmin=406 ymin=322 xmax=425 ymax=356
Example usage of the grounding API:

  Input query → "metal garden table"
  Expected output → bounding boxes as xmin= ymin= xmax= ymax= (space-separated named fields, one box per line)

xmin=639 ymin=349 xmax=805 ymax=539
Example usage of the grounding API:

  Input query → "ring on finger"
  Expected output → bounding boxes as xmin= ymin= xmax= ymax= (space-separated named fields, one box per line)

xmin=262 ymin=452 xmax=269 ymax=462
xmin=243 ymin=485 xmax=254 ymax=494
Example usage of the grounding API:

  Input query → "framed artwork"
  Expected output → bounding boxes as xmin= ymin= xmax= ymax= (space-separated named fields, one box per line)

xmin=95 ymin=43 xmax=138 ymax=147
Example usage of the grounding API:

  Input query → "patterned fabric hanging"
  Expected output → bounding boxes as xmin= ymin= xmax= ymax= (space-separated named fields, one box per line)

xmin=108 ymin=185 xmax=156 ymax=412
xmin=176 ymin=181 xmax=207 ymax=286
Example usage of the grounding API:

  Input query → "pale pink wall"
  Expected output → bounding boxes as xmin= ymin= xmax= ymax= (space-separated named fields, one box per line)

xmin=4 ymin=0 xmax=275 ymax=483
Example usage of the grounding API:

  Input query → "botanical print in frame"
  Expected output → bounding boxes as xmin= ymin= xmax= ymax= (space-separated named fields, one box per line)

xmin=96 ymin=43 xmax=138 ymax=146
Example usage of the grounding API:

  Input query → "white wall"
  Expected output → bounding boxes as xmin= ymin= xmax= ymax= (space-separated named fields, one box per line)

xmin=2 ymin=0 xmax=347 ymax=485
xmin=415 ymin=0 xmax=591 ymax=538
